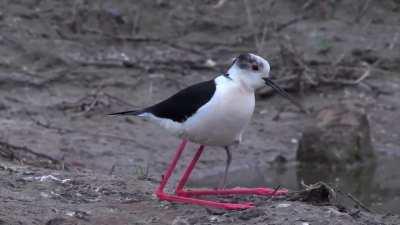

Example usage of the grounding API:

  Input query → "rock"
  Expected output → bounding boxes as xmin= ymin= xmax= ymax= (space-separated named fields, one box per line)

xmin=171 ymin=216 xmax=190 ymax=225
xmin=238 ymin=208 xmax=265 ymax=221
xmin=288 ymin=182 xmax=335 ymax=204
xmin=351 ymin=48 xmax=379 ymax=64
xmin=0 ymin=102 xmax=7 ymax=111
xmin=297 ymin=103 xmax=375 ymax=165
xmin=45 ymin=218 xmax=69 ymax=225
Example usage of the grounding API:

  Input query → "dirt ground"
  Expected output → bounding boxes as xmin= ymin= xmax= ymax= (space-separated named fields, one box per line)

xmin=1 ymin=0 xmax=400 ymax=224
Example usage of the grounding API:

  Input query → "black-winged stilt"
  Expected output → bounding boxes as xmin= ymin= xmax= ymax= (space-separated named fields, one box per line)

xmin=110 ymin=53 xmax=301 ymax=210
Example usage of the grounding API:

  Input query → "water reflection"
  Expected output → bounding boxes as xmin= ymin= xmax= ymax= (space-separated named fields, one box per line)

xmin=188 ymin=157 xmax=400 ymax=214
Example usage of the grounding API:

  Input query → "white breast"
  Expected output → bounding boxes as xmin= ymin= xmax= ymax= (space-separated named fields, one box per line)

xmin=182 ymin=76 xmax=255 ymax=146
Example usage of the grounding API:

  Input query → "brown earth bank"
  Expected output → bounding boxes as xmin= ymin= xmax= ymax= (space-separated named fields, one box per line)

xmin=1 ymin=0 xmax=400 ymax=224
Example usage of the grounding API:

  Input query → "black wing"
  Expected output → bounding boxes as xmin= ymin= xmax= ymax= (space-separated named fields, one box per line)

xmin=146 ymin=79 xmax=216 ymax=122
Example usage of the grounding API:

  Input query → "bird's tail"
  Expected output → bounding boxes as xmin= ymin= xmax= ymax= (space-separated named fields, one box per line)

xmin=108 ymin=110 xmax=144 ymax=116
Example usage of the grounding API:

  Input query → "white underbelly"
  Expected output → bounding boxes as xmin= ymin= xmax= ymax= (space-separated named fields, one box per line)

xmin=182 ymin=83 xmax=255 ymax=146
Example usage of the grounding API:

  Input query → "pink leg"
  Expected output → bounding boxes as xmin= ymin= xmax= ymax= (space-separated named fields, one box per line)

xmin=177 ymin=187 xmax=288 ymax=197
xmin=156 ymin=139 xmax=188 ymax=195
xmin=155 ymin=140 xmax=253 ymax=210
xmin=157 ymin=194 xmax=254 ymax=210
xmin=175 ymin=145 xmax=205 ymax=193
xmin=174 ymin=145 xmax=288 ymax=197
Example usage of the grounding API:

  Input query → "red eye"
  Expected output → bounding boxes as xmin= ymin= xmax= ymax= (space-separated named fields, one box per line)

xmin=252 ymin=64 xmax=259 ymax=71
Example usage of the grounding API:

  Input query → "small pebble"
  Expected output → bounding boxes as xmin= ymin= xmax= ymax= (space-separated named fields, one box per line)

xmin=277 ymin=203 xmax=291 ymax=208
xmin=205 ymin=59 xmax=216 ymax=68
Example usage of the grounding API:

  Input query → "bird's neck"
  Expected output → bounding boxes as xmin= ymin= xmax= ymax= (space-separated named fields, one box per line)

xmin=236 ymin=78 xmax=254 ymax=93
xmin=227 ymin=75 xmax=254 ymax=94
xmin=226 ymin=67 xmax=255 ymax=92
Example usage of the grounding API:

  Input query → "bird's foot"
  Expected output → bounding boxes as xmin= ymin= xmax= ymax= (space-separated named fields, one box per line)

xmin=176 ymin=187 xmax=288 ymax=197
xmin=156 ymin=191 xmax=253 ymax=210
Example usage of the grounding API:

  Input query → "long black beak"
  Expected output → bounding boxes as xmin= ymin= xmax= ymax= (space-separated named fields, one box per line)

xmin=263 ymin=77 xmax=307 ymax=113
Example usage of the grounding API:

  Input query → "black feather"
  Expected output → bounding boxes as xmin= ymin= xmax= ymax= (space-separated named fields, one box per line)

xmin=108 ymin=110 xmax=143 ymax=116
xmin=108 ymin=80 xmax=216 ymax=122
xmin=146 ymin=79 xmax=216 ymax=122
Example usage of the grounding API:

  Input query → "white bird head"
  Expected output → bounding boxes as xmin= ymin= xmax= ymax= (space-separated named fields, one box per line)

xmin=227 ymin=53 xmax=271 ymax=90
xmin=227 ymin=53 xmax=306 ymax=112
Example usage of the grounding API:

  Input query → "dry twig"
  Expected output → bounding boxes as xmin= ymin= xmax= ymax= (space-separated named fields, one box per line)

xmin=213 ymin=0 xmax=228 ymax=9
xmin=389 ymin=32 xmax=399 ymax=51
xmin=0 ymin=141 xmax=63 ymax=169
xmin=275 ymin=15 xmax=308 ymax=32
xmin=336 ymin=189 xmax=373 ymax=213
xmin=243 ymin=0 xmax=277 ymax=53
xmin=354 ymin=0 xmax=372 ymax=23
xmin=293 ymin=181 xmax=373 ymax=213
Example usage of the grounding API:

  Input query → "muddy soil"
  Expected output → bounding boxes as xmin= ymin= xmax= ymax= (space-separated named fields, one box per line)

xmin=1 ymin=0 xmax=400 ymax=224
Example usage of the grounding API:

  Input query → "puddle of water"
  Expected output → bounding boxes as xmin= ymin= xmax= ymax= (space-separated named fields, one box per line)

xmin=188 ymin=157 xmax=400 ymax=214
